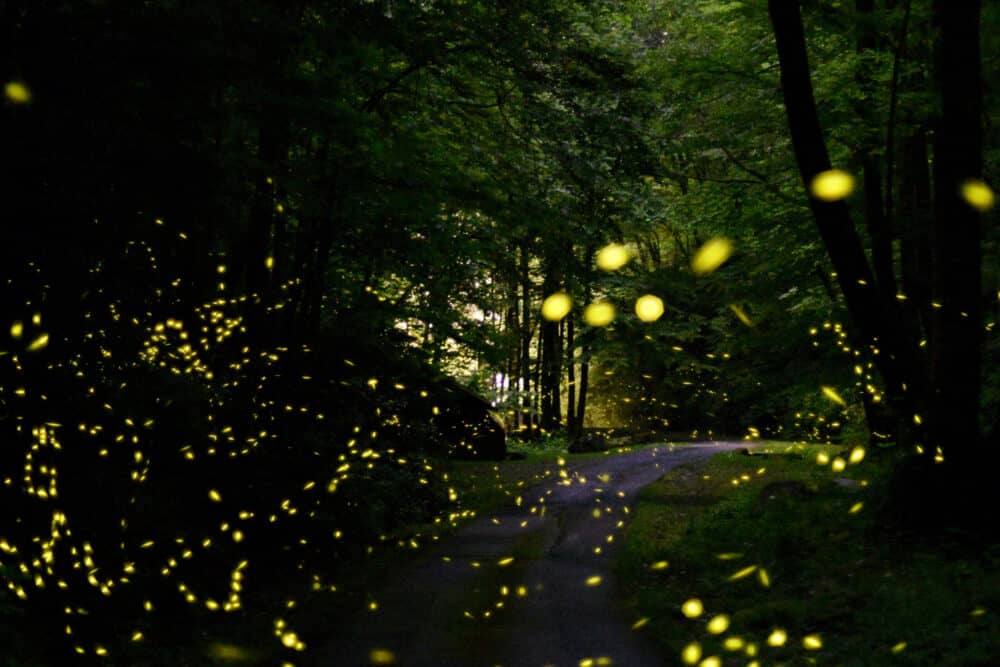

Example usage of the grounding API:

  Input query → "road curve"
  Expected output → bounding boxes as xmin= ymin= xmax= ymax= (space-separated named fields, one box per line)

xmin=316 ymin=442 xmax=750 ymax=667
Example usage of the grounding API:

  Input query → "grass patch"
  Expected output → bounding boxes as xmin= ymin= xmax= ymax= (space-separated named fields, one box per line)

xmin=618 ymin=442 xmax=1000 ymax=666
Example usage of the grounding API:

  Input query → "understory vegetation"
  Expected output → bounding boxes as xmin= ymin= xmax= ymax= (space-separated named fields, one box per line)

xmin=619 ymin=445 xmax=1000 ymax=666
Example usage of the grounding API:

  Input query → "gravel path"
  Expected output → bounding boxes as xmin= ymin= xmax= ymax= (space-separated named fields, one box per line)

xmin=316 ymin=442 xmax=750 ymax=667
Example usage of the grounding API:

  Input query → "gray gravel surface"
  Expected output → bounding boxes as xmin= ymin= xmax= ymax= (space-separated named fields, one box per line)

xmin=316 ymin=441 xmax=751 ymax=667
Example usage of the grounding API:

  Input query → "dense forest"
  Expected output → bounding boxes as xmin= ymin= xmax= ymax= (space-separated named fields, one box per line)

xmin=2 ymin=0 xmax=999 ymax=665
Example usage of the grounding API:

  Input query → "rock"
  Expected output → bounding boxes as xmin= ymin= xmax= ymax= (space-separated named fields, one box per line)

xmin=568 ymin=434 xmax=608 ymax=453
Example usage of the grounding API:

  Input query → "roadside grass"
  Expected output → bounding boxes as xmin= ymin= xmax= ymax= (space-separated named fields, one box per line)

xmin=618 ymin=442 xmax=1000 ymax=666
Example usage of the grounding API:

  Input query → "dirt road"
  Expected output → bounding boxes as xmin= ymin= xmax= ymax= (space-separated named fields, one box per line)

xmin=316 ymin=442 xmax=749 ymax=667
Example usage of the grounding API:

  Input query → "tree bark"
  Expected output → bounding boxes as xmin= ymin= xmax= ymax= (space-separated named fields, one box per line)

xmin=768 ymin=0 xmax=924 ymax=435
xmin=929 ymin=0 xmax=984 ymax=460
xmin=566 ymin=311 xmax=577 ymax=437
xmin=519 ymin=242 xmax=536 ymax=438
xmin=855 ymin=0 xmax=897 ymax=298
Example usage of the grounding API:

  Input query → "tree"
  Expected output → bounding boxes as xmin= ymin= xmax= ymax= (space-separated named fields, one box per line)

xmin=768 ymin=0 xmax=991 ymax=511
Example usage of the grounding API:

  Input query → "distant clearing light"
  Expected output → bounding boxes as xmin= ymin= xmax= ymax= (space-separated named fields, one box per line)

xmin=810 ymin=169 xmax=855 ymax=201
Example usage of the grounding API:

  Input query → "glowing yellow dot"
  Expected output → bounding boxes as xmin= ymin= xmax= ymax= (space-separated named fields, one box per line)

xmin=369 ymin=648 xmax=396 ymax=664
xmin=892 ymin=641 xmax=907 ymax=654
xmin=232 ymin=530 xmax=244 ymax=543
xmin=635 ymin=295 xmax=664 ymax=322
xmin=681 ymin=642 xmax=702 ymax=665
xmin=803 ymin=634 xmax=823 ymax=649
xmin=961 ymin=179 xmax=995 ymax=211
xmin=691 ymin=238 xmax=733 ymax=276
xmin=26 ymin=332 xmax=49 ymax=351
xmin=706 ymin=614 xmax=729 ymax=634
xmin=596 ymin=243 xmax=631 ymax=271
xmin=723 ymin=636 xmax=744 ymax=651
xmin=681 ymin=598 xmax=704 ymax=618
xmin=729 ymin=304 xmax=753 ymax=326
xmin=767 ymin=628 xmax=787 ymax=646
xmin=849 ymin=502 xmax=864 ymax=514
xmin=585 ymin=575 xmax=602 ymax=587
xmin=541 ymin=293 xmax=572 ymax=322
xmin=816 ymin=452 xmax=830 ymax=465
xmin=698 ymin=657 xmax=721 ymax=667
xmin=728 ymin=565 xmax=757 ymax=581
xmin=831 ymin=457 xmax=846 ymax=472
xmin=10 ymin=321 xmax=23 ymax=339
xmin=209 ymin=489 xmax=222 ymax=502
xmin=265 ymin=256 xmax=275 ymax=270
xmin=583 ymin=302 xmax=615 ymax=327
xmin=849 ymin=446 xmax=866 ymax=464
xmin=649 ymin=560 xmax=669 ymax=570
xmin=821 ymin=385 xmax=846 ymax=406
xmin=4 ymin=81 xmax=31 ymax=104
xmin=810 ymin=169 xmax=855 ymax=201
xmin=632 ymin=617 xmax=649 ymax=630
xmin=758 ymin=568 xmax=770 ymax=588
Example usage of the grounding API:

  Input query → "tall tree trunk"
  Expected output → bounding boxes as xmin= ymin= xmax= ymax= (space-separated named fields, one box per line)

xmin=899 ymin=130 xmax=935 ymax=351
xmin=855 ymin=0 xmax=897 ymax=297
xmin=884 ymin=0 xmax=912 ymax=226
xmin=768 ymin=0 xmax=924 ymax=441
xmin=576 ymin=346 xmax=589 ymax=431
xmin=540 ymin=258 xmax=561 ymax=430
xmin=519 ymin=242 xmax=536 ymax=438
xmin=575 ymin=245 xmax=594 ymax=431
xmin=566 ymin=312 xmax=577 ymax=437
xmin=929 ymin=0 xmax=984 ymax=462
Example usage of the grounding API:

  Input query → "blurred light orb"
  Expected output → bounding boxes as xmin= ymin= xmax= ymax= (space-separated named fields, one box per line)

xmin=681 ymin=642 xmax=702 ymax=665
xmin=635 ymin=294 xmax=664 ymax=322
xmin=4 ymin=81 xmax=31 ymax=104
xmin=691 ymin=238 xmax=733 ymax=275
xmin=681 ymin=598 xmax=704 ymax=618
xmin=961 ymin=179 xmax=995 ymax=211
xmin=810 ymin=169 xmax=855 ymax=201
xmin=583 ymin=301 xmax=615 ymax=327
xmin=541 ymin=293 xmax=572 ymax=322
xmin=369 ymin=648 xmax=397 ymax=664
xmin=596 ymin=243 xmax=631 ymax=271
xmin=706 ymin=614 xmax=730 ymax=635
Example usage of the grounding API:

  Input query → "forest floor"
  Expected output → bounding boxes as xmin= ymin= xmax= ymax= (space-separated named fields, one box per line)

xmin=618 ymin=443 xmax=1000 ymax=666
xmin=311 ymin=441 xmax=752 ymax=667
